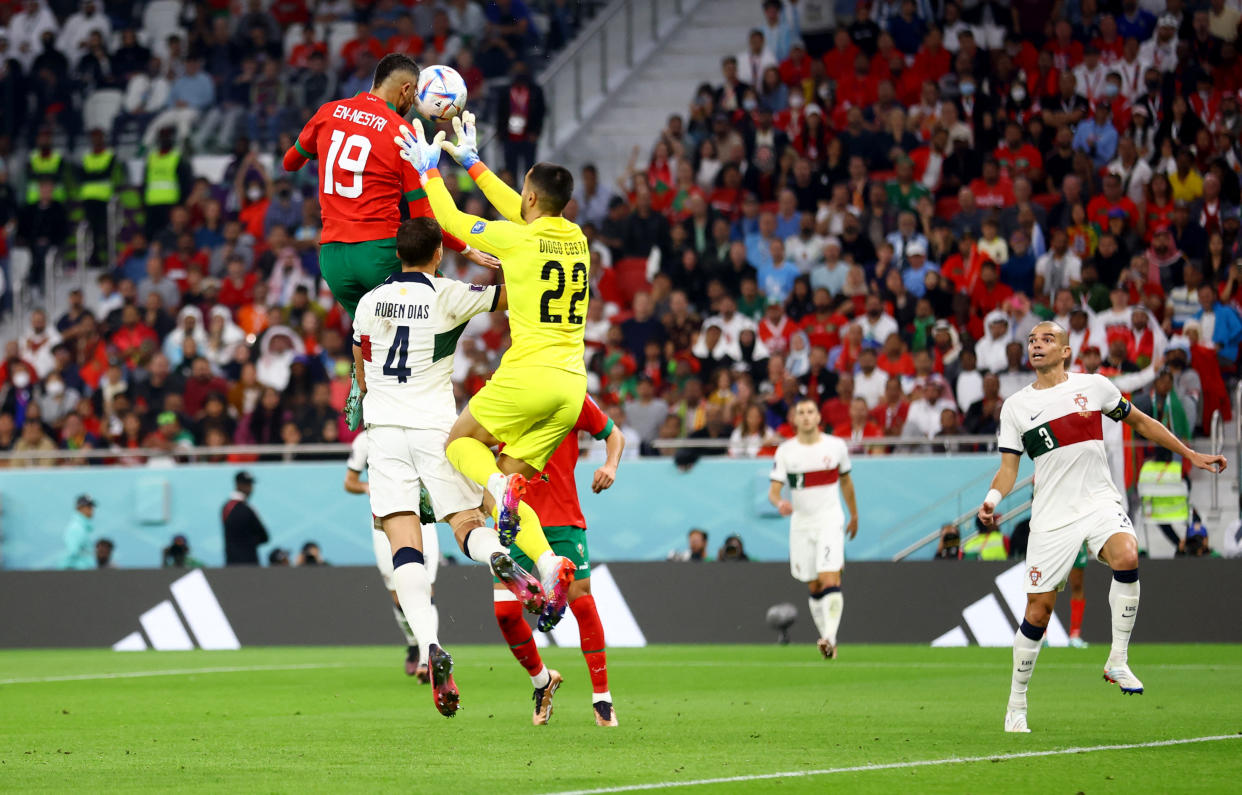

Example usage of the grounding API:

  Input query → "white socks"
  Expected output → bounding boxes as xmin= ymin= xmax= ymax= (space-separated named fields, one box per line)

xmin=486 ymin=472 xmax=508 ymax=509
xmin=824 ymin=591 xmax=844 ymax=645
xmin=392 ymin=602 xmax=417 ymax=646
xmin=1009 ymin=621 xmax=1045 ymax=711
xmin=808 ymin=586 xmax=842 ymax=643
xmin=1108 ymin=575 xmax=1140 ymax=665
xmin=465 ymin=527 xmax=505 ymax=566
xmin=531 ymin=664 xmax=550 ymax=689
xmin=593 ymin=690 xmax=612 ymax=704
xmin=392 ymin=555 xmax=438 ymax=663
xmin=536 ymin=550 xmax=558 ymax=583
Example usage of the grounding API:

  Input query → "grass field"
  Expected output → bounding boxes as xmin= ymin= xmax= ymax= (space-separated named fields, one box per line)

xmin=2 ymin=644 xmax=1240 ymax=793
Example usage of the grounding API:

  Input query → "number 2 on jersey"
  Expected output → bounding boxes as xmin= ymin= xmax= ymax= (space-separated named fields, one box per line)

xmin=383 ymin=326 xmax=411 ymax=383
xmin=323 ymin=130 xmax=371 ymax=199
xmin=539 ymin=261 xmax=587 ymax=325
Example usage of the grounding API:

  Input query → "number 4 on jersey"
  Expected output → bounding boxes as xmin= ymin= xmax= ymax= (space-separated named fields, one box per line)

xmin=383 ymin=326 xmax=412 ymax=383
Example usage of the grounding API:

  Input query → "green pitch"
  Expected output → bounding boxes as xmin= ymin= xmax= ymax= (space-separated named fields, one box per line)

xmin=2 ymin=644 xmax=1240 ymax=793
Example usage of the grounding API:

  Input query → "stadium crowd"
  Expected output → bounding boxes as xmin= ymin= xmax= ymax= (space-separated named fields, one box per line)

xmin=1 ymin=0 xmax=1241 ymax=468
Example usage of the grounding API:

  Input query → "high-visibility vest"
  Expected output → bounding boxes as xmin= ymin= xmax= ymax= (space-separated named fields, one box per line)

xmin=1138 ymin=460 xmax=1189 ymax=521
xmin=79 ymin=150 xmax=116 ymax=201
xmin=25 ymin=151 xmax=65 ymax=204
xmin=144 ymin=150 xmax=181 ymax=206
xmin=963 ymin=531 xmax=1008 ymax=561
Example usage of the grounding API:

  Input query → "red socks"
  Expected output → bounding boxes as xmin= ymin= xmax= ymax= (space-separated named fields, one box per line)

xmin=571 ymin=594 xmax=608 ymax=694
xmin=494 ymin=598 xmax=543 ymax=677
xmin=1070 ymin=598 xmax=1085 ymax=638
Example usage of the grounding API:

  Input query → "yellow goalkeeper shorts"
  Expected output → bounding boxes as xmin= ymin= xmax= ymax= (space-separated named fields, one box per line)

xmin=469 ymin=365 xmax=587 ymax=471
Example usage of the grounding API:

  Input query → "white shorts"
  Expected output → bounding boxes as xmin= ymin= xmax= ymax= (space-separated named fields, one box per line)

xmin=372 ymin=520 xmax=439 ymax=589
xmin=1025 ymin=507 xmax=1135 ymax=593
xmin=790 ymin=518 xmax=844 ymax=582
xmin=366 ymin=425 xmax=483 ymax=520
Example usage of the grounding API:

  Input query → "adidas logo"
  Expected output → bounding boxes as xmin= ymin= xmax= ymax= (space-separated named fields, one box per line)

xmin=531 ymin=565 xmax=647 ymax=649
xmin=113 ymin=570 xmax=241 ymax=651
xmin=932 ymin=563 xmax=1069 ymax=647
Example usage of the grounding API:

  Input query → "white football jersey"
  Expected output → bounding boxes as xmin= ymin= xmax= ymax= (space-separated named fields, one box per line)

xmin=997 ymin=372 xmax=1130 ymax=532
xmin=770 ymin=433 xmax=852 ymax=525
xmin=353 ymin=272 xmax=499 ymax=429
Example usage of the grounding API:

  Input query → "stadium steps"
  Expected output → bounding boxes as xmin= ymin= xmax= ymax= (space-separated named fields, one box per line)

xmin=544 ymin=0 xmax=759 ymax=188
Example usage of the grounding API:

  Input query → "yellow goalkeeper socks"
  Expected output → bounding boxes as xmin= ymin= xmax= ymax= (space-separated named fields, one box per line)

xmin=490 ymin=501 xmax=553 ymax=565
xmin=445 ymin=437 xmax=499 ymax=486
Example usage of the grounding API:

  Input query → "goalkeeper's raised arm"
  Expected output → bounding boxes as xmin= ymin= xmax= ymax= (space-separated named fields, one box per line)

xmin=439 ymin=112 xmax=525 ymax=224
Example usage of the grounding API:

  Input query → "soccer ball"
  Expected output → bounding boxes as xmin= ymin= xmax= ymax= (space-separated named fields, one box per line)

xmin=416 ymin=65 xmax=468 ymax=121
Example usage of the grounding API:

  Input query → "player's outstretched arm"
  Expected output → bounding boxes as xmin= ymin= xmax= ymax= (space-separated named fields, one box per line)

xmin=441 ymin=112 xmax=524 ymax=224
xmin=978 ymin=452 xmax=1020 ymax=526
xmin=591 ymin=426 xmax=626 ymax=493
xmin=1124 ymin=406 xmax=1228 ymax=473
xmin=840 ymin=472 xmax=859 ymax=540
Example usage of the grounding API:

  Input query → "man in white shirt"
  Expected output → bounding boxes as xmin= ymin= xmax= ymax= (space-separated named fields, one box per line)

xmin=705 ymin=295 xmax=756 ymax=349
xmin=976 ymin=311 xmax=1014 ymax=374
xmin=902 ymin=376 xmax=958 ymax=439
xmin=768 ymin=398 xmax=858 ymax=659
xmin=853 ymin=345 xmax=887 ymax=408
xmin=1138 ymin=14 xmax=1179 ymax=73
xmin=1034 ymin=229 xmax=1083 ymax=299
xmin=352 ymin=218 xmax=538 ymax=718
xmin=858 ymin=294 xmax=899 ymax=345
xmin=1108 ymin=137 xmax=1153 ymax=206
xmin=736 ymin=28 xmax=778 ymax=88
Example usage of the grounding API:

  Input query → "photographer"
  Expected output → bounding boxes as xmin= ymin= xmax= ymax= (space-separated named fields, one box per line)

xmin=935 ymin=524 xmax=961 ymax=560
xmin=717 ymin=534 xmax=750 ymax=562
xmin=297 ymin=541 xmax=327 ymax=566
xmin=1179 ymin=516 xmax=1219 ymax=558
xmin=162 ymin=534 xmax=203 ymax=568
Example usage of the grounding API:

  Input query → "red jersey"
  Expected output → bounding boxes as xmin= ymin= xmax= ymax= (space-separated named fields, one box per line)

xmin=291 ymin=93 xmax=465 ymax=252
xmin=523 ymin=395 xmax=614 ymax=530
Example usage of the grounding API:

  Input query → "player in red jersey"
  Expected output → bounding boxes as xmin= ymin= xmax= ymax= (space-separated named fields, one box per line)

xmin=492 ymin=394 xmax=625 ymax=727
xmin=281 ymin=53 xmax=497 ymax=426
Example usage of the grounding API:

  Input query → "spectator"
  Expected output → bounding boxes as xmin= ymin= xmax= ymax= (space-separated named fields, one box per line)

xmin=60 ymin=494 xmax=96 ymax=570
xmin=935 ymin=523 xmax=962 ymax=559
xmin=94 ymin=538 xmax=115 ymax=569
xmin=497 ymin=62 xmax=545 ymax=179
xmin=668 ymin=528 xmax=709 ymax=562
xmin=717 ymin=533 xmax=750 ymax=561
xmin=222 ymin=470 xmax=268 ymax=565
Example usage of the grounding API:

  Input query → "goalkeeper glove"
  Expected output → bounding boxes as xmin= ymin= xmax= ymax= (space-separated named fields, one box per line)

xmin=394 ymin=120 xmax=444 ymax=176
xmin=439 ymin=111 xmax=480 ymax=169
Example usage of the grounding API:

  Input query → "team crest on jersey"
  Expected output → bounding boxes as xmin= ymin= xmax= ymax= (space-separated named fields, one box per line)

xmin=1073 ymin=393 xmax=1088 ymax=411
xmin=471 ymin=221 xmax=486 ymax=234
xmin=1028 ymin=566 xmax=1043 ymax=586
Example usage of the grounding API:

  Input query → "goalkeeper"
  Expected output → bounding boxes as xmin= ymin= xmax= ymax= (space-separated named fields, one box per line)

xmin=394 ymin=114 xmax=589 ymax=630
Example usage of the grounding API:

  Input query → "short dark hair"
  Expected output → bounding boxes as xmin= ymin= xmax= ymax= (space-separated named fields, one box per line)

xmin=372 ymin=53 xmax=419 ymax=89
xmin=526 ymin=162 xmax=574 ymax=214
xmin=396 ymin=217 xmax=443 ymax=266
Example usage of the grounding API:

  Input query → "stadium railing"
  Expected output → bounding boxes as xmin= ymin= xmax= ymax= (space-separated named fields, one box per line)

xmin=536 ymin=0 xmax=701 ymax=152
xmin=891 ymin=475 xmax=1036 ymax=562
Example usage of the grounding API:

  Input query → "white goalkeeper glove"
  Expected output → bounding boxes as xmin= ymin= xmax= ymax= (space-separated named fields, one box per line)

xmin=440 ymin=111 xmax=480 ymax=169
xmin=393 ymin=120 xmax=444 ymax=176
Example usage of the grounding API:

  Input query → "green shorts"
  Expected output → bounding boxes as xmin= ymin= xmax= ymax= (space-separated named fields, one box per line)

xmin=319 ymin=238 xmax=401 ymax=317
xmin=1073 ymin=542 xmax=1089 ymax=570
xmin=493 ymin=525 xmax=591 ymax=582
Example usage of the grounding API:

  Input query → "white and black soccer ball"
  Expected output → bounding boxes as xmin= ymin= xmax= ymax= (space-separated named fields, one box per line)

xmin=416 ymin=65 xmax=468 ymax=121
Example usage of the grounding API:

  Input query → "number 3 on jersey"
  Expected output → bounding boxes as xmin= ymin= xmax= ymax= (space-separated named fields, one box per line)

xmin=539 ymin=261 xmax=587 ymax=325
xmin=323 ymin=130 xmax=371 ymax=199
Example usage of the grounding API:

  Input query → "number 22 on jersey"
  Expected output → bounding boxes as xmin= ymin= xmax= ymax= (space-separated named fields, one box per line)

xmin=322 ymin=130 xmax=371 ymax=199
xmin=539 ymin=261 xmax=587 ymax=325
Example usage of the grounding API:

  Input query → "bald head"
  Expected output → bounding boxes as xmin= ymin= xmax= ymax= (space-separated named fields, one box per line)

xmin=1028 ymin=321 xmax=1071 ymax=371
xmin=1029 ymin=320 xmax=1068 ymax=347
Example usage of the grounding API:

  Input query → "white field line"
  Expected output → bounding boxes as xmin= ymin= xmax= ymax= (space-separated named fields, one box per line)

xmin=0 ymin=662 xmax=346 ymax=685
xmin=542 ymin=734 xmax=1242 ymax=795
xmin=2 ymin=659 xmax=1236 ymax=684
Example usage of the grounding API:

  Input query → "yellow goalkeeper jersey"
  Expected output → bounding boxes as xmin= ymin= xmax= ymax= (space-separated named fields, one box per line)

xmin=424 ymin=165 xmax=588 ymax=376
